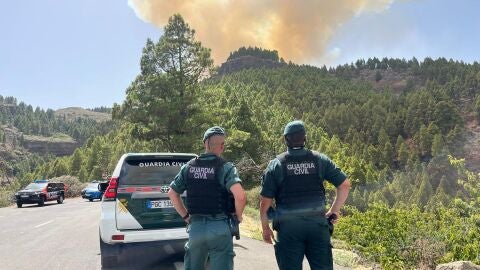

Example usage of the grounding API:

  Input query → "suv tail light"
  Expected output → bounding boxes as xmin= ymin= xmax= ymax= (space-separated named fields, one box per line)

xmin=103 ymin=177 xmax=118 ymax=200
xmin=111 ymin=234 xmax=124 ymax=241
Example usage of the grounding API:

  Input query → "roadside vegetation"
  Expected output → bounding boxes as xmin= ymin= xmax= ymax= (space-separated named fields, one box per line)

xmin=2 ymin=13 xmax=480 ymax=269
xmin=49 ymin=175 xmax=87 ymax=198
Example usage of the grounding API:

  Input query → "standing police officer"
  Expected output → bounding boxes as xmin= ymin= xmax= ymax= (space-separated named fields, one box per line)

xmin=260 ymin=120 xmax=351 ymax=270
xmin=168 ymin=126 xmax=246 ymax=270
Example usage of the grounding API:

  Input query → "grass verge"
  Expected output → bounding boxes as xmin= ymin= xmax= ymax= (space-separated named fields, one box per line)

xmin=240 ymin=206 xmax=262 ymax=240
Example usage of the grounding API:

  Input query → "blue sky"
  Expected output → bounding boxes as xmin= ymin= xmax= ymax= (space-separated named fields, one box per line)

xmin=0 ymin=0 xmax=479 ymax=110
xmin=0 ymin=0 xmax=160 ymax=110
xmin=325 ymin=0 xmax=480 ymax=65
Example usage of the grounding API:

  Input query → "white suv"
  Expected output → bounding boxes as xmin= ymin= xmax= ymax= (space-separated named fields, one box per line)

xmin=99 ymin=153 xmax=196 ymax=268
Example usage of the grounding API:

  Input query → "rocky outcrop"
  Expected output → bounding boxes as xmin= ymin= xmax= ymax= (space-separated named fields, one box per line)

xmin=1 ymin=126 xmax=78 ymax=157
xmin=22 ymin=139 xmax=78 ymax=156
xmin=218 ymin=55 xmax=286 ymax=75
xmin=436 ymin=261 xmax=480 ymax=270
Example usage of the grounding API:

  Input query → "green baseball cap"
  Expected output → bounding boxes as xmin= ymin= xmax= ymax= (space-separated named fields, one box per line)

xmin=203 ymin=126 xmax=226 ymax=142
xmin=283 ymin=120 xmax=306 ymax=136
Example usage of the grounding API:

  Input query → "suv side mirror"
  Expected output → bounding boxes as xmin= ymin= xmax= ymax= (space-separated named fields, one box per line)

xmin=98 ymin=182 xmax=109 ymax=193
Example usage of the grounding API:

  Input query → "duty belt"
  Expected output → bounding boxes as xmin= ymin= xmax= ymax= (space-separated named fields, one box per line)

xmin=189 ymin=214 xmax=228 ymax=222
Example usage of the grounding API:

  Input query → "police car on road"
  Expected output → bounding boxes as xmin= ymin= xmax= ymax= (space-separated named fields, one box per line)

xmin=15 ymin=180 xmax=66 ymax=208
xmin=99 ymin=153 xmax=197 ymax=268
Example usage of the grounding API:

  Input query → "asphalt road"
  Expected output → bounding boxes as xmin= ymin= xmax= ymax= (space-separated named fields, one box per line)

xmin=0 ymin=197 xmax=349 ymax=270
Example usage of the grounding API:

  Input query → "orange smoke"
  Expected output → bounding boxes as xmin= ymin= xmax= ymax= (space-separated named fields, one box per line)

xmin=128 ymin=0 xmax=396 ymax=64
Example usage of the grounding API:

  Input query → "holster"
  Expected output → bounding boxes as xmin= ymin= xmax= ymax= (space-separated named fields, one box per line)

xmin=227 ymin=214 xmax=240 ymax=240
xmin=267 ymin=207 xmax=280 ymax=231
xmin=327 ymin=213 xmax=337 ymax=236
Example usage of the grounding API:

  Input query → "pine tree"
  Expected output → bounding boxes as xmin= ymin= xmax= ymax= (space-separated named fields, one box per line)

xmin=89 ymin=166 xmax=102 ymax=181
xmin=436 ymin=175 xmax=450 ymax=196
xmin=351 ymin=187 xmax=366 ymax=211
xmin=434 ymin=176 xmax=451 ymax=206
xmin=113 ymin=14 xmax=213 ymax=152
xmin=375 ymin=70 xmax=382 ymax=82
xmin=416 ymin=173 xmax=433 ymax=209
xmin=382 ymin=141 xmax=394 ymax=167
xmin=397 ymin=142 xmax=409 ymax=168
xmin=78 ymin=167 xmax=88 ymax=182
xmin=414 ymin=125 xmax=433 ymax=157
xmin=70 ymin=149 xmax=83 ymax=176
xmin=51 ymin=159 xmax=69 ymax=177
xmin=431 ymin=133 xmax=444 ymax=157
xmin=86 ymin=139 xmax=100 ymax=173
xmin=226 ymin=99 xmax=262 ymax=161
xmin=475 ymin=95 xmax=480 ymax=124
xmin=395 ymin=135 xmax=405 ymax=151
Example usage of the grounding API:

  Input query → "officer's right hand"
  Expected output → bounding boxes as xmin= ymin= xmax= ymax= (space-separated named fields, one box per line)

xmin=325 ymin=210 xmax=340 ymax=224
xmin=262 ymin=226 xmax=275 ymax=244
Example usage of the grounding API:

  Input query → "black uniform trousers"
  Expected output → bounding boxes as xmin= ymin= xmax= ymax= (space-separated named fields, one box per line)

xmin=274 ymin=215 xmax=333 ymax=270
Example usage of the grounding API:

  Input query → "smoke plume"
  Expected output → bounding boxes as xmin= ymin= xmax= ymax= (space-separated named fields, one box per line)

xmin=128 ymin=0 xmax=396 ymax=64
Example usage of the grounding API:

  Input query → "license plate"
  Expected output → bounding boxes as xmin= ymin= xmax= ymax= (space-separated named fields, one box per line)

xmin=21 ymin=195 xmax=29 ymax=198
xmin=147 ymin=200 xmax=173 ymax=209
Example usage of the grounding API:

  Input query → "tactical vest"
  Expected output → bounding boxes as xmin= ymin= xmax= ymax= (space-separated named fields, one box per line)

xmin=186 ymin=157 xmax=233 ymax=215
xmin=276 ymin=150 xmax=326 ymax=212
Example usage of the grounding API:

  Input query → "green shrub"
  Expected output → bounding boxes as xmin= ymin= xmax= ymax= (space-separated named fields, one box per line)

xmin=50 ymin=175 xmax=87 ymax=198
xmin=235 ymin=157 xmax=264 ymax=190
xmin=0 ymin=188 xmax=14 ymax=207
xmin=336 ymin=204 xmax=480 ymax=269
xmin=245 ymin=186 xmax=261 ymax=209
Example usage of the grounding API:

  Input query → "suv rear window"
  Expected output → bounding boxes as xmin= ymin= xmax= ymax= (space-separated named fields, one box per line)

xmin=119 ymin=157 xmax=191 ymax=186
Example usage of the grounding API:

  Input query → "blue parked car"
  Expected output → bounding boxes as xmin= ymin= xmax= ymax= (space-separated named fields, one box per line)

xmin=81 ymin=181 xmax=106 ymax=201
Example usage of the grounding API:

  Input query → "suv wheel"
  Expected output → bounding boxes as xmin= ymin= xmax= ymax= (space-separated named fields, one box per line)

xmin=38 ymin=197 xmax=45 ymax=207
xmin=100 ymin=236 xmax=119 ymax=268
xmin=17 ymin=202 xmax=22 ymax=208
xmin=57 ymin=195 xmax=64 ymax=204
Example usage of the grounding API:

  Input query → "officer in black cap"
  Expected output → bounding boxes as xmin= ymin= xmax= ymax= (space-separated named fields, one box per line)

xmin=259 ymin=120 xmax=351 ymax=270
xmin=168 ymin=126 xmax=246 ymax=270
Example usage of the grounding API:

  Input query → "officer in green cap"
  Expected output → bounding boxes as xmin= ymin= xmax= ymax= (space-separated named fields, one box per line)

xmin=260 ymin=120 xmax=351 ymax=270
xmin=168 ymin=126 xmax=246 ymax=270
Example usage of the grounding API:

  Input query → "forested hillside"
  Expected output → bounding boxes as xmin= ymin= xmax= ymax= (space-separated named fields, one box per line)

xmin=0 ymin=96 xmax=114 ymax=143
xmin=0 ymin=96 xmax=116 ymax=184
xmin=4 ymin=14 xmax=480 ymax=269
